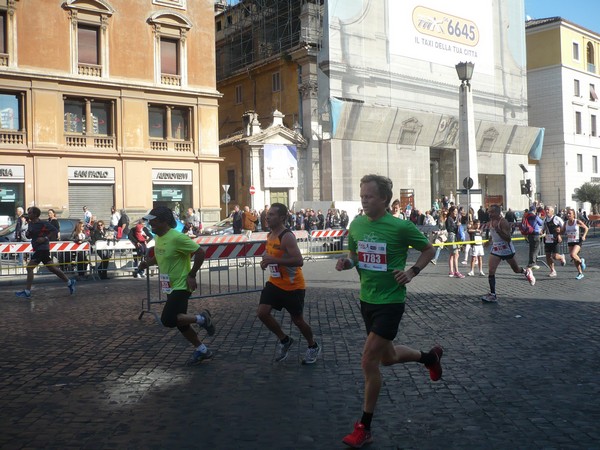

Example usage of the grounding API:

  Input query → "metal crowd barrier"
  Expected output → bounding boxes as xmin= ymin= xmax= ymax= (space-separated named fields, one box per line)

xmin=139 ymin=239 xmax=268 ymax=323
xmin=0 ymin=241 xmax=94 ymax=278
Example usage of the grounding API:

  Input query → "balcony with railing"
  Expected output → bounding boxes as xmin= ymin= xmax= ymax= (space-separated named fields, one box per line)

xmin=65 ymin=134 xmax=115 ymax=149
xmin=0 ymin=130 xmax=25 ymax=145
xmin=78 ymin=63 xmax=102 ymax=77
xmin=161 ymin=73 xmax=182 ymax=86
xmin=150 ymin=138 xmax=193 ymax=153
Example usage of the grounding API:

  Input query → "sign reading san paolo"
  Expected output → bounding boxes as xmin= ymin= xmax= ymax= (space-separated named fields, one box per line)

xmin=68 ymin=166 xmax=115 ymax=183
xmin=389 ymin=0 xmax=493 ymax=75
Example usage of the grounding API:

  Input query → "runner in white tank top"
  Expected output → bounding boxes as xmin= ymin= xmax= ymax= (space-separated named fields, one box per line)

xmin=481 ymin=205 xmax=535 ymax=303
xmin=564 ymin=207 xmax=589 ymax=280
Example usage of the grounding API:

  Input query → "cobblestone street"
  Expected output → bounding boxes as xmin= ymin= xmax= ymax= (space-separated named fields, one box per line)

xmin=1 ymin=243 xmax=599 ymax=449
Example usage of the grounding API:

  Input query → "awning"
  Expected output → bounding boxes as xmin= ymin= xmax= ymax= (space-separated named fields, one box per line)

xmin=528 ymin=128 xmax=544 ymax=161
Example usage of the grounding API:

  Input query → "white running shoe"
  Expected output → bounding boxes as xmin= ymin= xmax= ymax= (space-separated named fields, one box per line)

xmin=548 ymin=270 xmax=557 ymax=278
xmin=524 ymin=268 xmax=536 ymax=286
xmin=467 ymin=271 xmax=474 ymax=277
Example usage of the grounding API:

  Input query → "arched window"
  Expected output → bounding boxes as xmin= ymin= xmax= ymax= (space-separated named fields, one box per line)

xmin=147 ymin=11 xmax=193 ymax=87
xmin=63 ymin=0 xmax=114 ymax=77
xmin=587 ymin=42 xmax=595 ymax=73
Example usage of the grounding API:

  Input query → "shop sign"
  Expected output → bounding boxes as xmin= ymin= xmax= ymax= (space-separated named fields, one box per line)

xmin=68 ymin=166 xmax=115 ymax=184
xmin=0 ymin=165 xmax=25 ymax=182
xmin=152 ymin=169 xmax=193 ymax=185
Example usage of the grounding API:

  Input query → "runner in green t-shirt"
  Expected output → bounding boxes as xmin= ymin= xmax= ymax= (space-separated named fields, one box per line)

xmin=335 ymin=174 xmax=442 ymax=448
xmin=138 ymin=206 xmax=215 ymax=366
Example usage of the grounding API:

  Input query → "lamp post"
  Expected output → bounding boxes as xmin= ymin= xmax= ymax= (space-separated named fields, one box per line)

xmin=455 ymin=61 xmax=481 ymax=214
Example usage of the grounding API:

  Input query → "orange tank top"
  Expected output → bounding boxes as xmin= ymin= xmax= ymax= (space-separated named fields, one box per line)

xmin=266 ymin=229 xmax=305 ymax=291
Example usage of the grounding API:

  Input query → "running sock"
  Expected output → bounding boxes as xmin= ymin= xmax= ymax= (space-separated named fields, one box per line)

xmin=195 ymin=314 xmax=206 ymax=325
xmin=196 ymin=343 xmax=207 ymax=353
xmin=360 ymin=412 xmax=373 ymax=430
xmin=308 ymin=342 xmax=318 ymax=349
xmin=280 ymin=336 xmax=290 ymax=344
xmin=419 ymin=351 xmax=436 ymax=366
xmin=488 ymin=275 xmax=496 ymax=295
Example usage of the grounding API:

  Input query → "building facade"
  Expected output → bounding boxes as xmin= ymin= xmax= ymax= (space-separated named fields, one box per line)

xmin=526 ymin=17 xmax=600 ymax=212
xmin=215 ymin=0 xmax=540 ymax=213
xmin=0 ymin=0 xmax=221 ymax=224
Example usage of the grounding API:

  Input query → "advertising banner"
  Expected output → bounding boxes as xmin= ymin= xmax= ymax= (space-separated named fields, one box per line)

xmin=263 ymin=144 xmax=298 ymax=188
xmin=389 ymin=0 xmax=494 ymax=75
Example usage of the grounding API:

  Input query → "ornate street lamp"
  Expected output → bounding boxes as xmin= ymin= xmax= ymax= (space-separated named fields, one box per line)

xmin=455 ymin=61 xmax=475 ymax=86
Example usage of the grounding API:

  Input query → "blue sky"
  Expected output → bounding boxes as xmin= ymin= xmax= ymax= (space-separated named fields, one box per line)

xmin=525 ymin=0 xmax=600 ymax=33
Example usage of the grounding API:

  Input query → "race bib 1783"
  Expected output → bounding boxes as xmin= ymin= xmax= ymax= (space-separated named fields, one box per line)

xmin=357 ymin=241 xmax=388 ymax=271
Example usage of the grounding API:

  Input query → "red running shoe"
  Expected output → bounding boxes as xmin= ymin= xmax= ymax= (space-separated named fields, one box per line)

xmin=342 ymin=422 xmax=373 ymax=448
xmin=425 ymin=345 xmax=443 ymax=381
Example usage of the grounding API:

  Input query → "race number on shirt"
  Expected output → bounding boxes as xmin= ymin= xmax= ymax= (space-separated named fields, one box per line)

xmin=567 ymin=231 xmax=577 ymax=243
xmin=159 ymin=274 xmax=173 ymax=294
xmin=268 ymin=264 xmax=281 ymax=278
xmin=357 ymin=241 xmax=387 ymax=271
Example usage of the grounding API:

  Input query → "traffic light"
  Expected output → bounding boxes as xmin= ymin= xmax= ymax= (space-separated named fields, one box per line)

xmin=520 ymin=179 xmax=532 ymax=195
xmin=520 ymin=180 xmax=528 ymax=195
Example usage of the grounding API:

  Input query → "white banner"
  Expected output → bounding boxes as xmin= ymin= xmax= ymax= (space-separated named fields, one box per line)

xmin=263 ymin=144 xmax=297 ymax=188
xmin=389 ymin=0 xmax=494 ymax=75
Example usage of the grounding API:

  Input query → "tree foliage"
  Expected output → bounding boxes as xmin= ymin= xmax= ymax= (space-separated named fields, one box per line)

xmin=573 ymin=182 xmax=600 ymax=214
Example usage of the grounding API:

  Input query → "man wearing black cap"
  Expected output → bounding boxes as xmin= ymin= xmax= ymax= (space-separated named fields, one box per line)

xmin=137 ymin=206 xmax=215 ymax=365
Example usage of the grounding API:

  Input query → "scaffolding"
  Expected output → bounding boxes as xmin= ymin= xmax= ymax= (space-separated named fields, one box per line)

xmin=215 ymin=0 xmax=322 ymax=81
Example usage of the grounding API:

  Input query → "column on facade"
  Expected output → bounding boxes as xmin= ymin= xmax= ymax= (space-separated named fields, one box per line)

xmin=249 ymin=144 xmax=262 ymax=212
xmin=297 ymin=58 xmax=320 ymax=202
xmin=458 ymin=82 xmax=481 ymax=212
xmin=166 ymin=106 xmax=172 ymax=140
xmin=296 ymin=1 xmax=321 ymax=202
xmin=84 ymin=99 xmax=92 ymax=135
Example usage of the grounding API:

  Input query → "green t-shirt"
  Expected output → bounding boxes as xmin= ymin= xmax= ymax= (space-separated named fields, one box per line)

xmin=348 ymin=213 xmax=429 ymax=304
xmin=154 ymin=228 xmax=200 ymax=291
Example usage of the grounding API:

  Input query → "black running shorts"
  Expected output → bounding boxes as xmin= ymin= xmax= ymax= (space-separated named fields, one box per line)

xmin=30 ymin=250 xmax=52 ymax=266
xmin=161 ymin=289 xmax=191 ymax=328
xmin=360 ymin=301 xmax=405 ymax=341
xmin=259 ymin=281 xmax=305 ymax=317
